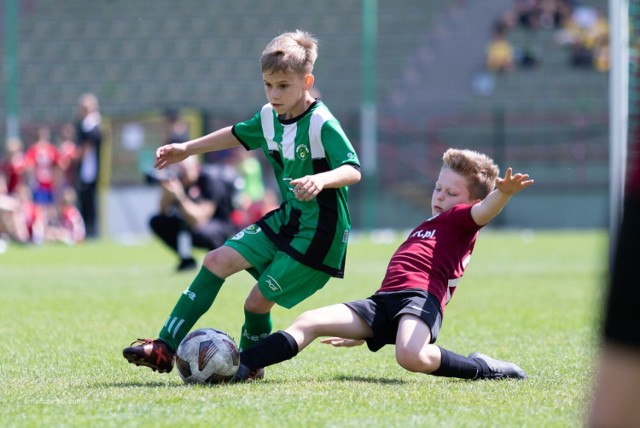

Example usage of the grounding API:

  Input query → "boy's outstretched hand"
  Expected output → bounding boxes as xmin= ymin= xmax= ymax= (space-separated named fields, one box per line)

xmin=155 ymin=143 xmax=189 ymax=170
xmin=496 ymin=167 xmax=534 ymax=195
xmin=470 ymin=167 xmax=534 ymax=226
xmin=320 ymin=337 xmax=365 ymax=348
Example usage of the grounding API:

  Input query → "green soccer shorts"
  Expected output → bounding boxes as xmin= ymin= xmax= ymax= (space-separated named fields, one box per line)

xmin=225 ymin=225 xmax=331 ymax=309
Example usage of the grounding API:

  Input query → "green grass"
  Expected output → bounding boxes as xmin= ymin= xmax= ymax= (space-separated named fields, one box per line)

xmin=0 ymin=229 xmax=607 ymax=427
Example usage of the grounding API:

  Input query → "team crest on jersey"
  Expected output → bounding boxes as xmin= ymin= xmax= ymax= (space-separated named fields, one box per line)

xmin=296 ymin=144 xmax=310 ymax=160
xmin=244 ymin=224 xmax=261 ymax=234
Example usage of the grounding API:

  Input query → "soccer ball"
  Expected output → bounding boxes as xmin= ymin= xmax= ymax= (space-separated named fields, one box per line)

xmin=175 ymin=328 xmax=240 ymax=384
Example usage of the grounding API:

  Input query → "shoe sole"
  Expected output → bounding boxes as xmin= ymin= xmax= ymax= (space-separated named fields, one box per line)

xmin=123 ymin=352 xmax=173 ymax=373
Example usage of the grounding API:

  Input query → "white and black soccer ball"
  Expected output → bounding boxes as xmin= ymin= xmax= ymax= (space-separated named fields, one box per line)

xmin=175 ymin=328 xmax=240 ymax=384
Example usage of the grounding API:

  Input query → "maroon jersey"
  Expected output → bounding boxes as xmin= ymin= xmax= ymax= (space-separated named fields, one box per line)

xmin=377 ymin=204 xmax=482 ymax=315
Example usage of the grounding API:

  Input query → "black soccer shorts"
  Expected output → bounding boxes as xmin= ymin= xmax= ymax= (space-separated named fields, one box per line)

xmin=344 ymin=289 xmax=443 ymax=352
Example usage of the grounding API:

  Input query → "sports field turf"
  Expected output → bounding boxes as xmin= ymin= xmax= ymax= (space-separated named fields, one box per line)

xmin=0 ymin=229 xmax=606 ymax=427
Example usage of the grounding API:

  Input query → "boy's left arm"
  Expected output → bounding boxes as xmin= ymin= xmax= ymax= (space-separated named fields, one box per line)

xmin=290 ymin=164 xmax=361 ymax=202
xmin=471 ymin=168 xmax=534 ymax=226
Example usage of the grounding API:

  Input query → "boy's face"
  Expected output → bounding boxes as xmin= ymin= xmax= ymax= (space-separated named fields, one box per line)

xmin=262 ymin=70 xmax=313 ymax=118
xmin=431 ymin=167 xmax=478 ymax=216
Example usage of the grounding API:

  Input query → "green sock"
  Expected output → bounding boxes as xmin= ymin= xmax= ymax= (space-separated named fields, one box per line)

xmin=239 ymin=308 xmax=273 ymax=351
xmin=158 ymin=266 xmax=224 ymax=351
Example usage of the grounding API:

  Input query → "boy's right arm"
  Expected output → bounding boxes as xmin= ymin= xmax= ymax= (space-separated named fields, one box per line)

xmin=471 ymin=167 xmax=534 ymax=226
xmin=155 ymin=126 xmax=242 ymax=169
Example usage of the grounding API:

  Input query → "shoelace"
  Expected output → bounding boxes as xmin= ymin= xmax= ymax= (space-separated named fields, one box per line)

xmin=129 ymin=338 xmax=154 ymax=346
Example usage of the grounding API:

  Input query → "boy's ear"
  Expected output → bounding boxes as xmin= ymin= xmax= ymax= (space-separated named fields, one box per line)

xmin=304 ymin=74 xmax=315 ymax=90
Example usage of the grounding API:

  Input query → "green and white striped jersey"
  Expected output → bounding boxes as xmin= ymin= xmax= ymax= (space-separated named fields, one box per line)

xmin=232 ymin=100 xmax=360 ymax=277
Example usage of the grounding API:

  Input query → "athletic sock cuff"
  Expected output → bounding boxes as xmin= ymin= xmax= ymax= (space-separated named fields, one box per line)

xmin=197 ymin=266 xmax=224 ymax=283
xmin=433 ymin=347 xmax=481 ymax=380
xmin=278 ymin=330 xmax=299 ymax=355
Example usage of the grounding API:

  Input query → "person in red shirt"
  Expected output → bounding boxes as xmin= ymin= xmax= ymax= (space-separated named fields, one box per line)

xmin=14 ymin=184 xmax=46 ymax=244
xmin=24 ymin=126 xmax=61 ymax=209
xmin=234 ymin=148 xmax=534 ymax=381
xmin=1 ymin=137 xmax=27 ymax=195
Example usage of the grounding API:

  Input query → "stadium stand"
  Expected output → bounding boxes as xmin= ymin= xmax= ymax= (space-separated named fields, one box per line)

xmin=0 ymin=0 xmax=610 ymax=229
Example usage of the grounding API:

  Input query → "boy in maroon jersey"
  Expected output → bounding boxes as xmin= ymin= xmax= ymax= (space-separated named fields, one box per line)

xmin=234 ymin=148 xmax=534 ymax=381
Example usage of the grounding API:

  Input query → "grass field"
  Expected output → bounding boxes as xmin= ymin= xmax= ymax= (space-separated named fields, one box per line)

xmin=0 ymin=229 xmax=607 ymax=427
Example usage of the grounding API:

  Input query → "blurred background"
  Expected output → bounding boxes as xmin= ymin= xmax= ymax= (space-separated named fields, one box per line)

xmin=0 ymin=0 xmax=614 ymax=240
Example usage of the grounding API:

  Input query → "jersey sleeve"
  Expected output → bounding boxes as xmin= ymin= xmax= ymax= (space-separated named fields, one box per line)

xmin=446 ymin=204 xmax=483 ymax=230
xmin=232 ymin=110 xmax=265 ymax=151
xmin=320 ymin=120 xmax=360 ymax=170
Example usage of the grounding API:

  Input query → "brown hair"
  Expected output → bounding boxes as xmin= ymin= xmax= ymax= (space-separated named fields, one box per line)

xmin=442 ymin=148 xmax=499 ymax=200
xmin=261 ymin=30 xmax=318 ymax=75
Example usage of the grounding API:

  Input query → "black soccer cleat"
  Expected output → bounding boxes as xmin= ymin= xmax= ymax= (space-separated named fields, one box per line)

xmin=469 ymin=352 xmax=527 ymax=380
xmin=231 ymin=363 xmax=265 ymax=383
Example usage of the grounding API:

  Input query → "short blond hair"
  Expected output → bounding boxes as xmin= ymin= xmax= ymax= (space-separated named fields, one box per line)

xmin=442 ymin=148 xmax=499 ymax=200
xmin=261 ymin=30 xmax=318 ymax=75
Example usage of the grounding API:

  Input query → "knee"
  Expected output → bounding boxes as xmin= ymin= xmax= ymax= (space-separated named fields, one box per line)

xmin=202 ymin=249 xmax=225 ymax=274
xmin=395 ymin=346 xmax=439 ymax=374
xmin=291 ymin=310 xmax=322 ymax=333
xmin=243 ymin=298 xmax=264 ymax=314
xmin=243 ymin=291 xmax=271 ymax=314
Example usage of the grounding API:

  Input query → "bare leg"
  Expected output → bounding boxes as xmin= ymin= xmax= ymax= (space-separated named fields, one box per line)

xmin=589 ymin=344 xmax=640 ymax=427
xmin=285 ymin=304 xmax=374 ymax=351
xmin=394 ymin=314 xmax=441 ymax=373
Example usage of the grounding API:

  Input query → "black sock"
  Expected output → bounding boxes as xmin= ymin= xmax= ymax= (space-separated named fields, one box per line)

xmin=239 ymin=331 xmax=299 ymax=372
xmin=431 ymin=347 xmax=482 ymax=379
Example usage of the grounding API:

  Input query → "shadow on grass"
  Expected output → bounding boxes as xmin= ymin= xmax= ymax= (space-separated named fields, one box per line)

xmin=95 ymin=381 xmax=182 ymax=388
xmin=97 ymin=376 xmax=407 ymax=388
xmin=330 ymin=375 xmax=407 ymax=384
xmin=95 ymin=379 xmax=287 ymax=388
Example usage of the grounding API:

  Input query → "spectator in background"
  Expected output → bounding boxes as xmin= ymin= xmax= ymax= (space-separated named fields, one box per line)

xmin=56 ymin=122 xmax=79 ymax=191
xmin=24 ymin=126 xmax=60 ymax=226
xmin=556 ymin=4 xmax=609 ymax=70
xmin=149 ymin=155 xmax=238 ymax=271
xmin=164 ymin=108 xmax=190 ymax=146
xmin=512 ymin=0 xmax=570 ymax=31
xmin=0 ymin=182 xmax=46 ymax=245
xmin=0 ymin=175 xmax=31 ymax=245
xmin=46 ymin=186 xmax=85 ymax=245
xmin=486 ymin=20 xmax=514 ymax=73
xmin=1 ymin=137 xmax=26 ymax=195
xmin=513 ymin=0 xmax=540 ymax=30
xmin=229 ymin=148 xmax=280 ymax=229
xmin=75 ymin=93 xmax=102 ymax=239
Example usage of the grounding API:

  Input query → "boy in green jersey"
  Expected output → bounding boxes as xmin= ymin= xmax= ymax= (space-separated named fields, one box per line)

xmin=123 ymin=30 xmax=361 ymax=373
